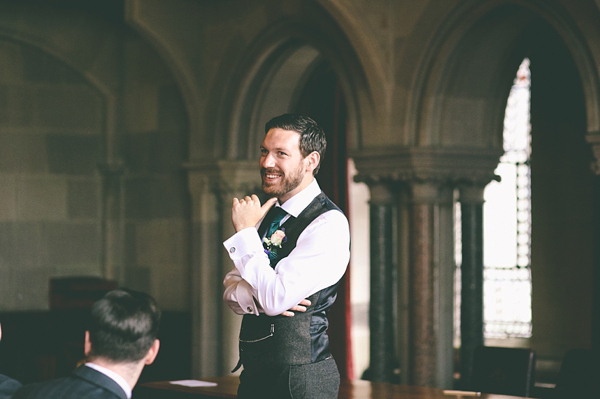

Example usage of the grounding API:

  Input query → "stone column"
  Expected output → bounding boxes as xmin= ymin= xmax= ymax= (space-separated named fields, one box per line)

xmin=188 ymin=160 xmax=260 ymax=377
xmin=367 ymin=181 xmax=396 ymax=382
xmin=408 ymin=180 xmax=454 ymax=388
xmin=458 ymin=184 xmax=486 ymax=389
xmin=188 ymin=168 xmax=222 ymax=377
xmin=585 ymin=132 xmax=600 ymax=355
xmin=98 ymin=162 xmax=124 ymax=280
xmin=593 ymin=172 xmax=600 ymax=359
xmin=98 ymin=91 xmax=124 ymax=280
xmin=352 ymin=147 xmax=499 ymax=388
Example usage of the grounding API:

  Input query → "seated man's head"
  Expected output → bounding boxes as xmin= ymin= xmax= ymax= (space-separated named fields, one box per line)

xmin=85 ymin=288 xmax=161 ymax=366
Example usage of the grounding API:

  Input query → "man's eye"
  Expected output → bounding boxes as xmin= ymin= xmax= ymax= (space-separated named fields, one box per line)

xmin=278 ymin=151 xmax=287 ymax=157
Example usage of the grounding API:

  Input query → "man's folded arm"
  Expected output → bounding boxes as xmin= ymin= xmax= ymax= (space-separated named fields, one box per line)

xmin=223 ymin=269 xmax=260 ymax=315
xmin=237 ymin=211 xmax=350 ymax=316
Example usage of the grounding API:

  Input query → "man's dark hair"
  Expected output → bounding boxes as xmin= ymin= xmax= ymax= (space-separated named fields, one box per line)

xmin=265 ymin=113 xmax=327 ymax=175
xmin=88 ymin=288 xmax=161 ymax=363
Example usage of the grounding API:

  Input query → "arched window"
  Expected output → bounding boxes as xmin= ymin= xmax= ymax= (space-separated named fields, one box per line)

xmin=455 ymin=58 xmax=533 ymax=341
xmin=483 ymin=58 xmax=532 ymax=338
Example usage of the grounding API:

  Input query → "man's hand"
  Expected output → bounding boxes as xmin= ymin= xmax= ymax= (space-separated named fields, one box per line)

xmin=281 ymin=299 xmax=311 ymax=317
xmin=232 ymin=195 xmax=277 ymax=232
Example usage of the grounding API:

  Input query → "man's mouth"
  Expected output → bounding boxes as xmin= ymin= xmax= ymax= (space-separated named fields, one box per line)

xmin=262 ymin=169 xmax=282 ymax=182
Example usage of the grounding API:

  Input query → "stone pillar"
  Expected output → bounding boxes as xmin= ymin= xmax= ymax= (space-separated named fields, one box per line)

xmin=98 ymin=162 xmax=124 ymax=280
xmin=367 ymin=181 xmax=396 ymax=382
xmin=189 ymin=169 xmax=221 ymax=377
xmin=352 ymin=147 xmax=500 ymax=388
xmin=188 ymin=160 xmax=260 ymax=377
xmin=593 ymin=172 xmax=600 ymax=358
xmin=458 ymin=184 xmax=486 ymax=389
xmin=585 ymin=132 xmax=600 ymax=355
xmin=408 ymin=181 xmax=454 ymax=388
xmin=99 ymin=93 xmax=124 ymax=280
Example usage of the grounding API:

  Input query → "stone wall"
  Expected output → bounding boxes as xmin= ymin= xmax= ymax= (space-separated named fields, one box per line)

xmin=0 ymin=40 xmax=103 ymax=310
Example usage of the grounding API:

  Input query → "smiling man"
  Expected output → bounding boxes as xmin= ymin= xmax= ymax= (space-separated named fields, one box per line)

xmin=223 ymin=114 xmax=350 ymax=399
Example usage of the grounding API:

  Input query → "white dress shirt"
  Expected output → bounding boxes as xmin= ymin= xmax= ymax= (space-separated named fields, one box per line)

xmin=85 ymin=362 xmax=132 ymax=399
xmin=223 ymin=179 xmax=350 ymax=316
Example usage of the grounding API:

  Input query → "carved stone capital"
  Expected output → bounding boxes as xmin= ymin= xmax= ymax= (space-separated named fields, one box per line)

xmin=185 ymin=159 xmax=261 ymax=197
xmin=351 ymin=146 xmax=502 ymax=187
xmin=410 ymin=180 xmax=453 ymax=204
xmin=458 ymin=182 xmax=489 ymax=205
xmin=585 ymin=131 xmax=600 ymax=175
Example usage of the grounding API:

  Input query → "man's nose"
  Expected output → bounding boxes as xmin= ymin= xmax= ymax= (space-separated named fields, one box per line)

xmin=261 ymin=153 xmax=275 ymax=168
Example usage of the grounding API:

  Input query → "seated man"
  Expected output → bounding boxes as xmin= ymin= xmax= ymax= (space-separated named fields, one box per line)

xmin=0 ymin=324 xmax=22 ymax=399
xmin=14 ymin=288 xmax=161 ymax=399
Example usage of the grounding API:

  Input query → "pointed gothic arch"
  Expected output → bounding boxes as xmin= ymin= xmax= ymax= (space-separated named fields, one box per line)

xmin=187 ymin=8 xmax=376 ymax=376
xmin=411 ymin=0 xmax=600 ymax=152
xmin=214 ymin=17 xmax=374 ymax=162
xmin=399 ymin=0 xmax=599 ymax=386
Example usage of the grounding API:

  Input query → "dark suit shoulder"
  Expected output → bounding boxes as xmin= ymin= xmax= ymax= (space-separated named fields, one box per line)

xmin=13 ymin=367 xmax=126 ymax=399
xmin=0 ymin=373 xmax=22 ymax=399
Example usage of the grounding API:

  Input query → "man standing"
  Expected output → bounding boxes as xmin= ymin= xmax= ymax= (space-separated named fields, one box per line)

xmin=0 ymin=324 xmax=22 ymax=399
xmin=14 ymin=289 xmax=161 ymax=399
xmin=223 ymin=114 xmax=350 ymax=399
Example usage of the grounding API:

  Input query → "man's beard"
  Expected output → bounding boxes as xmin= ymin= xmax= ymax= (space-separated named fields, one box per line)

xmin=261 ymin=164 xmax=305 ymax=197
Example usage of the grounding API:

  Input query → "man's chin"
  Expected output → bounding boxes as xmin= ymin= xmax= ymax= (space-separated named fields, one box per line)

xmin=262 ymin=184 xmax=281 ymax=197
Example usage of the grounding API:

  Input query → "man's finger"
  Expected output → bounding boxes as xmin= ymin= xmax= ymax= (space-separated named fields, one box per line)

xmin=261 ymin=197 xmax=278 ymax=212
xmin=297 ymin=299 xmax=311 ymax=307
xmin=281 ymin=311 xmax=295 ymax=317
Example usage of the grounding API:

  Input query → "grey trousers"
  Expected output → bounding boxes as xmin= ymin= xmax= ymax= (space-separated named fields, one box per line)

xmin=237 ymin=357 xmax=340 ymax=399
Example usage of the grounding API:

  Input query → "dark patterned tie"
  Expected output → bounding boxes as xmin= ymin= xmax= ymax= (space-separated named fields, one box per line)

xmin=265 ymin=207 xmax=287 ymax=264
xmin=266 ymin=207 xmax=287 ymax=237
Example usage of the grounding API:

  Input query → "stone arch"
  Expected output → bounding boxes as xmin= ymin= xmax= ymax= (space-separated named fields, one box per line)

xmin=0 ymin=4 xmax=192 ymax=310
xmin=124 ymin=4 xmax=200 ymax=161
xmin=400 ymin=0 xmax=598 ymax=385
xmin=411 ymin=0 xmax=600 ymax=152
xmin=0 ymin=26 xmax=117 ymax=96
xmin=192 ymin=8 xmax=375 ymax=377
xmin=0 ymin=10 xmax=121 ymax=157
xmin=0 ymin=13 xmax=116 ymax=288
xmin=215 ymin=14 xmax=374 ymax=160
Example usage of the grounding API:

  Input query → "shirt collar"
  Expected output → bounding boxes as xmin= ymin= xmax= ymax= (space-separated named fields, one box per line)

xmin=85 ymin=362 xmax=132 ymax=399
xmin=278 ymin=179 xmax=321 ymax=218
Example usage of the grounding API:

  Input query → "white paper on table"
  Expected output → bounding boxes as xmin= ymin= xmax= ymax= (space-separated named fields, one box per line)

xmin=169 ymin=379 xmax=218 ymax=387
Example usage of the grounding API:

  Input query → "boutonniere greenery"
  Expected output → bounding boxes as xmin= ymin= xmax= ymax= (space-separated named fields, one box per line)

xmin=263 ymin=229 xmax=287 ymax=258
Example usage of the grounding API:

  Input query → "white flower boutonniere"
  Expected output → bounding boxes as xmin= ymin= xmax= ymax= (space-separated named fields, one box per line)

xmin=263 ymin=229 xmax=287 ymax=258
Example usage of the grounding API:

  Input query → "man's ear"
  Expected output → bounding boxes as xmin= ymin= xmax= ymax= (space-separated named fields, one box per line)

xmin=305 ymin=151 xmax=320 ymax=173
xmin=144 ymin=339 xmax=161 ymax=365
xmin=84 ymin=331 xmax=92 ymax=356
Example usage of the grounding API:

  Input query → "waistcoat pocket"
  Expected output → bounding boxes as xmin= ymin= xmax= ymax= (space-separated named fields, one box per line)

xmin=239 ymin=322 xmax=274 ymax=343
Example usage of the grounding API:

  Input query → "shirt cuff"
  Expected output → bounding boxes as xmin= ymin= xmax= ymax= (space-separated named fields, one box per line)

xmin=223 ymin=227 xmax=264 ymax=261
xmin=236 ymin=281 xmax=260 ymax=315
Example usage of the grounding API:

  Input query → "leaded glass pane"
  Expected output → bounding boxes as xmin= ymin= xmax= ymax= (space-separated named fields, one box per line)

xmin=455 ymin=58 xmax=533 ymax=342
xmin=483 ymin=58 xmax=532 ymax=338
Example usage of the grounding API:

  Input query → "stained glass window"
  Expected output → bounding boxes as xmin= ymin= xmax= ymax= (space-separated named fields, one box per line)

xmin=455 ymin=58 xmax=533 ymax=341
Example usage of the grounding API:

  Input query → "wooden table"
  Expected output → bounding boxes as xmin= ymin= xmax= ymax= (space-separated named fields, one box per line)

xmin=137 ymin=376 xmax=530 ymax=399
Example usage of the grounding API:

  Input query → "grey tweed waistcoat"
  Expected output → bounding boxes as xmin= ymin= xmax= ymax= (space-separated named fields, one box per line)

xmin=237 ymin=192 xmax=343 ymax=369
